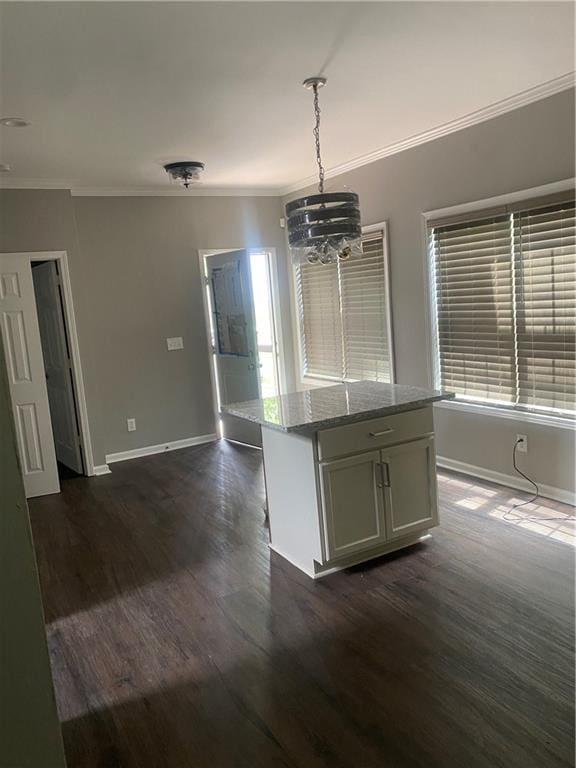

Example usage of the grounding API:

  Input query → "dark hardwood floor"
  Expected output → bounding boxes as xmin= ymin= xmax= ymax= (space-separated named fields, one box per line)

xmin=28 ymin=441 xmax=575 ymax=768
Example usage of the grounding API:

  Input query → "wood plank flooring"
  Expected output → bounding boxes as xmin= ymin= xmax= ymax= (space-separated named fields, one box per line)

xmin=28 ymin=440 xmax=575 ymax=768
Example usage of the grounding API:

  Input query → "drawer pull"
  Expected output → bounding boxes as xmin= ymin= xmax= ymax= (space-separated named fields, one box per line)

xmin=369 ymin=428 xmax=395 ymax=438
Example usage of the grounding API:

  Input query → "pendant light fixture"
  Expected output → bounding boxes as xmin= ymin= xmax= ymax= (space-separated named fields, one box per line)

xmin=286 ymin=77 xmax=362 ymax=265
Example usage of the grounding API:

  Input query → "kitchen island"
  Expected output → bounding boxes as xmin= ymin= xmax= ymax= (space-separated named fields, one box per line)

xmin=223 ymin=381 xmax=454 ymax=578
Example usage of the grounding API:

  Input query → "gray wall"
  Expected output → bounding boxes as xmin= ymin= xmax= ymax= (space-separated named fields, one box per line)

xmin=0 ymin=190 xmax=289 ymax=465
xmin=284 ymin=89 xmax=575 ymax=493
xmin=0 ymin=334 xmax=67 ymax=768
xmin=0 ymin=189 xmax=108 ymax=463
xmin=73 ymin=195 xmax=289 ymax=463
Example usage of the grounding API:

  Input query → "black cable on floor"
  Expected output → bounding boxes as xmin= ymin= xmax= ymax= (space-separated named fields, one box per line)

xmin=503 ymin=438 xmax=575 ymax=523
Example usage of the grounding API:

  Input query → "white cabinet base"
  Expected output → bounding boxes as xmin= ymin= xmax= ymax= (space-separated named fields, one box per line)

xmin=262 ymin=406 xmax=439 ymax=580
xmin=269 ymin=532 xmax=431 ymax=580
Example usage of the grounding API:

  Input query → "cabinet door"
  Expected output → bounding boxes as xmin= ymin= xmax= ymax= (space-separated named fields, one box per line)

xmin=320 ymin=450 xmax=386 ymax=561
xmin=380 ymin=437 xmax=438 ymax=540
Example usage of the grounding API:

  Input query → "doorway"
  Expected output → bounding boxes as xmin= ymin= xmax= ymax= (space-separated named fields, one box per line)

xmin=0 ymin=251 xmax=93 ymax=497
xmin=200 ymin=248 xmax=284 ymax=448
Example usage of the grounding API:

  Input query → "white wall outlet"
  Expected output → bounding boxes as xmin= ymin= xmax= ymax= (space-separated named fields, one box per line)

xmin=516 ymin=434 xmax=528 ymax=453
xmin=167 ymin=336 xmax=184 ymax=351
xmin=127 ymin=418 xmax=136 ymax=432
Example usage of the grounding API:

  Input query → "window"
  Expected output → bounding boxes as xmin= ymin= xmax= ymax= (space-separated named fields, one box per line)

xmin=295 ymin=225 xmax=394 ymax=383
xmin=429 ymin=195 xmax=575 ymax=418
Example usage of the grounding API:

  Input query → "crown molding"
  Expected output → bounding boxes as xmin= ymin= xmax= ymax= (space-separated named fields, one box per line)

xmin=0 ymin=178 xmax=76 ymax=190
xmin=280 ymin=72 xmax=576 ymax=196
xmin=0 ymin=179 xmax=280 ymax=197
xmin=1 ymin=73 xmax=573 ymax=197
xmin=69 ymin=186 xmax=279 ymax=197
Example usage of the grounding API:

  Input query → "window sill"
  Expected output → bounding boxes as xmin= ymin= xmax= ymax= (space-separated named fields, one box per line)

xmin=434 ymin=399 xmax=575 ymax=431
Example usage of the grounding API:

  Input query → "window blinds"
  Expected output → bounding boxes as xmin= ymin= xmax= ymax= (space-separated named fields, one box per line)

xmin=432 ymin=215 xmax=515 ymax=403
xmin=513 ymin=201 xmax=575 ymax=412
xmin=296 ymin=260 xmax=343 ymax=378
xmin=340 ymin=231 xmax=392 ymax=382
xmin=430 ymin=198 xmax=575 ymax=416
xmin=296 ymin=229 xmax=393 ymax=382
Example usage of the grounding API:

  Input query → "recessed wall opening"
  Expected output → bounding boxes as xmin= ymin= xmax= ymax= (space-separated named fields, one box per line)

xmin=200 ymin=248 xmax=283 ymax=448
xmin=0 ymin=250 xmax=93 ymax=497
xmin=31 ymin=260 xmax=85 ymax=480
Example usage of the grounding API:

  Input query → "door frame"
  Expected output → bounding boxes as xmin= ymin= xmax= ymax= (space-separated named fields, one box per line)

xmin=198 ymin=247 xmax=287 ymax=439
xmin=1 ymin=250 xmax=95 ymax=476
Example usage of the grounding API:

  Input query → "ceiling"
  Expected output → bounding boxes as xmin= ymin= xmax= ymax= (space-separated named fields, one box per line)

xmin=0 ymin=1 xmax=574 ymax=193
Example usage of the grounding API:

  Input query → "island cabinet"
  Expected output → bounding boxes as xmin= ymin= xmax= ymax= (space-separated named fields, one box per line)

xmin=223 ymin=380 xmax=453 ymax=579
xmin=261 ymin=404 xmax=440 ymax=578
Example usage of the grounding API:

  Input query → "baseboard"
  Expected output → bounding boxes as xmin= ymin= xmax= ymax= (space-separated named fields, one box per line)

xmin=105 ymin=433 xmax=218 ymax=465
xmin=92 ymin=464 xmax=111 ymax=476
xmin=437 ymin=456 xmax=575 ymax=506
xmin=224 ymin=437 xmax=262 ymax=451
xmin=268 ymin=544 xmax=316 ymax=579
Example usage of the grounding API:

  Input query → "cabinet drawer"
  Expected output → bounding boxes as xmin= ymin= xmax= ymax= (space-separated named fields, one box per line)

xmin=317 ymin=407 xmax=433 ymax=461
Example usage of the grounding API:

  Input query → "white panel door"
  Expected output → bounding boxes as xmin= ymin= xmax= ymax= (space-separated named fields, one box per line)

xmin=206 ymin=249 xmax=262 ymax=447
xmin=320 ymin=450 xmax=387 ymax=561
xmin=380 ymin=437 xmax=438 ymax=540
xmin=32 ymin=261 xmax=83 ymax=474
xmin=0 ymin=254 xmax=59 ymax=497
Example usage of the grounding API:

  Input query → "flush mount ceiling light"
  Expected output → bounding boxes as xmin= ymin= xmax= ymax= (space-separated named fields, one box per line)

xmin=0 ymin=163 xmax=11 ymax=172
xmin=0 ymin=117 xmax=30 ymax=128
xmin=163 ymin=161 xmax=205 ymax=189
xmin=286 ymin=77 xmax=362 ymax=266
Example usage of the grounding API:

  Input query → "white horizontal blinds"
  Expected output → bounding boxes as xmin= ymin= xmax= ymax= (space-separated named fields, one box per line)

xmin=432 ymin=214 xmax=516 ymax=402
xmin=296 ymin=229 xmax=392 ymax=381
xmin=296 ymin=261 xmax=343 ymax=377
xmin=513 ymin=200 xmax=576 ymax=412
xmin=340 ymin=231 xmax=391 ymax=381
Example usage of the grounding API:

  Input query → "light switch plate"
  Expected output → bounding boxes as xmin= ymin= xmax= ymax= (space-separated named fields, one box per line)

xmin=166 ymin=337 xmax=184 ymax=351
xmin=127 ymin=418 xmax=136 ymax=432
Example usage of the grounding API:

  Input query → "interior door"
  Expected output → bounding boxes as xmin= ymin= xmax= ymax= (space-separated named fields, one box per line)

xmin=0 ymin=254 xmax=60 ymax=497
xmin=32 ymin=261 xmax=83 ymax=474
xmin=380 ymin=437 xmax=438 ymax=540
xmin=206 ymin=249 xmax=262 ymax=447
xmin=320 ymin=450 xmax=386 ymax=561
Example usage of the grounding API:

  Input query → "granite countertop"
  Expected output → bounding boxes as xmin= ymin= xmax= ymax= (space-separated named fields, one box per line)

xmin=222 ymin=381 xmax=455 ymax=434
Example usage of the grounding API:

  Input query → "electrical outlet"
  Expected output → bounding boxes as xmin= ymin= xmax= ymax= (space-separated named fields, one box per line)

xmin=516 ymin=434 xmax=528 ymax=453
xmin=127 ymin=418 xmax=136 ymax=432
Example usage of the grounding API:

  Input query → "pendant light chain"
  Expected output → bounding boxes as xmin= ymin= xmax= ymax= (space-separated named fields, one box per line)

xmin=312 ymin=83 xmax=325 ymax=194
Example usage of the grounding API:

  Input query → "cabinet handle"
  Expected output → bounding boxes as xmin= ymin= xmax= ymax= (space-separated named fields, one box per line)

xmin=375 ymin=463 xmax=383 ymax=489
xmin=369 ymin=428 xmax=394 ymax=437
xmin=381 ymin=462 xmax=391 ymax=487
